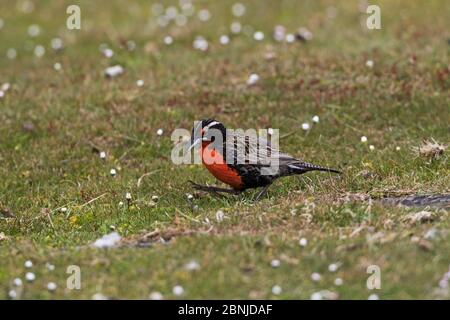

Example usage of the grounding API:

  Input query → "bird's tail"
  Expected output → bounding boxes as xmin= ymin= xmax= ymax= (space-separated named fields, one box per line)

xmin=288 ymin=162 xmax=342 ymax=174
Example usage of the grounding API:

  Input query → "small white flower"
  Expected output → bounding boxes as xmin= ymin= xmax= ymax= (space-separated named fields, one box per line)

xmin=149 ymin=291 xmax=164 ymax=300
xmin=9 ymin=290 xmax=17 ymax=299
xmin=232 ymin=3 xmax=246 ymax=17
xmin=184 ymin=260 xmax=200 ymax=271
xmin=368 ymin=293 xmax=379 ymax=300
xmin=7 ymin=48 xmax=17 ymax=59
xmin=395 ymin=146 xmax=401 ymax=151
xmin=104 ymin=65 xmax=124 ymax=78
xmin=53 ymin=62 xmax=62 ymax=71
xmin=110 ymin=168 xmax=117 ymax=176
xmin=366 ymin=60 xmax=374 ymax=68
xmin=136 ymin=79 xmax=144 ymax=87
xmin=25 ymin=272 xmax=36 ymax=282
xmin=310 ymin=292 xmax=323 ymax=300
xmin=271 ymin=285 xmax=282 ymax=295
xmin=47 ymin=282 xmax=57 ymax=291
xmin=328 ymin=263 xmax=339 ymax=272
xmin=51 ymin=38 xmax=63 ymax=51
xmin=13 ymin=278 xmax=23 ymax=287
xmin=103 ymin=48 xmax=114 ymax=58
xmin=273 ymin=25 xmax=286 ymax=42
xmin=2 ymin=83 xmax=11 ymax=91
xmin=301 ymin=123 xmax=310 ymax=131
xmin=198 ymin=9 xmax=211 ymax=22
xmin=0 ymin=90 xmax=4 ymax=98
xmin=270 ymin=259 xmax=281 ymax=268
xmin=165 ymin=6 xmax=178 ymax=19
xmin=46 ymin=262 xmax=55 ymax=271
xmin=311 ymin=272 xmax=321 ymax=282
xmin=334 ymin=277 xmax=343 ymax=286
xmin=164 ymin=36 xmax=173 ymax=45
xmin=299 ymin=237 xmax=308 ymax=247
xmin=193 ymin=36 xmax=208 ymax=51
xmin=99 ymin=151 xmax=106 ymax=159
xmin=92 ymin=293 xmax=108 ymax=300
xmin=60 ymin=207 xmax=68 ymax=213
xmin=219 ymin=35 xmax=230 ymax=45
xmin=172 ymin=285 xmax=184 ymax=296
xmin=253 ymin=31 xmax=264 ymax=41
xmin=360 ymin=136 xmax=368 ymax=143
xmin=24 ymin=260 xmax=33 ymax=268
xmin=215 ymin=210 xmax=225 ymax=222
xmin=247 ymin=73 xmax=260 ymax=86
xmin=312 ymin=115 xmax=320 ymax=123
xmin=125 ymin=192 xmax=132 ymax=200
xmin=230 ymin=21 xmax=242 ymax=34
xmin=313 ymin=289 xmax=338 ymax=300
xmin=151 ymin=195 xmax=159 ymax=202
xmin=186 ymin=193 xmax=194 ymax=201
xmin=27 ymin=24 xmax=40 ymax=37
xmin=285 ymin=34 xmax=295 ymax=43
xmin=34 ymin=45 xmax=45 ymax=58
xmin=118 ymin=201 xmax=124 ymax=206
xmin=181 ymin=2 xmax=194 ymax=16
xmin=175 ymin=15 xmax=188 ymax=26
xmin=369 ymin=145 xmax=375 ymax=151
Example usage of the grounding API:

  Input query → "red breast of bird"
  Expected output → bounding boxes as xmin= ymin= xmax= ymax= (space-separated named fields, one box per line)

xmin=200 ymin=141 xmax=244 ymax=190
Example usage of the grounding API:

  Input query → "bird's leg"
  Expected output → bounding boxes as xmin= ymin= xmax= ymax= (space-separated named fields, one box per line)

xmin=188 ymin=180 xmax=242 ymax=195
xmin=254 ymin=184 xmax=271 ymax=201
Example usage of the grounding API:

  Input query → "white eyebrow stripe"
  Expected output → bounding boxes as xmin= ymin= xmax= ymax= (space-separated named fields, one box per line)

xmin=204 ymin=121 xmax=220 ymax=130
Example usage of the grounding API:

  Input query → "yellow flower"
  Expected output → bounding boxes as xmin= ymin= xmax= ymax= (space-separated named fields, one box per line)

xmin=69 ymin=215 xmax=78 ymax=225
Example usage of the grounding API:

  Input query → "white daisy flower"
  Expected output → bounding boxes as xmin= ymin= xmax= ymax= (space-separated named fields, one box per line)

xmin=366 ymin=60 xmax=374 ymax=68
xmin=219 ymin=35 xmax=230 ymax=45
xmin=247 ymin=73 xmax=260 ymax=86
xmin=25 ymin=272 xmax=36 ymax=282
xmin=172 ymin=285 xmax=184 ymax=296
xmin=311 ymin=272 xmax=321 ymax=282
xmin=47 ymin=282 xmax=57 ymax=291
xmin=271 ymin=285 xmax=282 ymax=295
xmin=270 ymin=259 xmax=281 ymax=268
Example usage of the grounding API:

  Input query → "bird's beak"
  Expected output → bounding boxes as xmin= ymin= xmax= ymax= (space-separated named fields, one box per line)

xmin=188 ymin=138 xmax=202 ymax=152
xmin=188 ymin=136 xmax=210 ymax=151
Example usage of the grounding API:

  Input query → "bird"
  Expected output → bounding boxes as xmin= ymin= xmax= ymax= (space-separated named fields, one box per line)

xmin=188 ymin=119 xmax=341 ymax=200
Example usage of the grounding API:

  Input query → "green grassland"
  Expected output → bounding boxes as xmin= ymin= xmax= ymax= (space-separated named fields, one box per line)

xmin=0 ymin=0 xmax=449 ymax=299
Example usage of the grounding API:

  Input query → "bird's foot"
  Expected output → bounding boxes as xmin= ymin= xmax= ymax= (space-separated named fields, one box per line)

xmin=188 ymin=180 xmax=241 ymax=195
xmin=253 ymin=184 xmax=271 ymax=201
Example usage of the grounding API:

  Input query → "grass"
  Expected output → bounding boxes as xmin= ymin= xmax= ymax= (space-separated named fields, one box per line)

xmin=0 ymin=0 xmax=449 ymax=299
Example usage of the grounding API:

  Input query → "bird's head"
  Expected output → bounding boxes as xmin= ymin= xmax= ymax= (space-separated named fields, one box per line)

xmin=189 ymin=119 xmax=226 ymax=151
